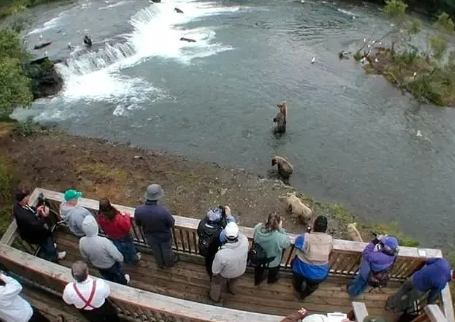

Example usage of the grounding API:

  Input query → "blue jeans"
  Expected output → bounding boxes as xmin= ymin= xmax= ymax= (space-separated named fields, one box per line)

xmin=112 ymin=236 xmax=139 ymax=264
xmin=98 ymin=262 xmax=127 ymax=285
xmin=38 ymin=237 xmax=57 ymax=262
xmin=347 ymin=274 xmax=368 ymax=297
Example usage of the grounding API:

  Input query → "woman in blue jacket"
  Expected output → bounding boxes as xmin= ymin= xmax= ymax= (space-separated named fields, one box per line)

xmin=347 ymin=235 xmax=399 ymax=297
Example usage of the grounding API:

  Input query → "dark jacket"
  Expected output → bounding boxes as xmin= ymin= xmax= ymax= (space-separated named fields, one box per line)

xmin=13 ymin=202 xmax=51 ymax=245
xmin=412 ymin=258 xmax=452 ymax=304
xmin=134 ymin=201 xmax=175 ymax=242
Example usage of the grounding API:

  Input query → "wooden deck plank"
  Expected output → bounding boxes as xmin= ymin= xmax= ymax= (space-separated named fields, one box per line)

xmin=53 ymin=230 xmax=396 ymax=317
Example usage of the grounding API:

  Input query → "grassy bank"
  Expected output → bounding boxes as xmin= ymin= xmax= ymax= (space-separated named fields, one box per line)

xmin=0 ymin=0 xmax=67 ymax=18
xmin=295 ymin=191 xmax=420 ymax=247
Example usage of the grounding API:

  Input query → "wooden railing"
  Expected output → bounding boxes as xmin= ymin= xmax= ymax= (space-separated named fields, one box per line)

xmin=5 ymin=188 xmax=454 ymax=322
xmin=33 ymin=188 xmax=441 ymax=279
xmin=347 ymin=302 xmax=369 ymax=322
xmin=0 ymin=243 xmax=281 ymax=322
xmin=412 ymin=305 xmax=450 ymax=322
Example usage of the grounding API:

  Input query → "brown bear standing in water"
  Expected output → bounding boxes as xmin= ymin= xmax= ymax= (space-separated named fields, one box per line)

xmin=271 ymin=156 xmax=293 ymax=184
xmin=273 ymin=101 xmax=288 ymax=135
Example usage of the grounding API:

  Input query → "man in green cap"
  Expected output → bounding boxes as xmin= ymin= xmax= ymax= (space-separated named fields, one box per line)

xmin=60 ymin=189 xmax=93 ymax=237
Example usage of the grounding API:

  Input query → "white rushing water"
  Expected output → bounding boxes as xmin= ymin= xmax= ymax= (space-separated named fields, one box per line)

xmin=16 ymin=0 xmax=240 ymax=120
xmin=57 ymin=2 xmax=236 ymax=104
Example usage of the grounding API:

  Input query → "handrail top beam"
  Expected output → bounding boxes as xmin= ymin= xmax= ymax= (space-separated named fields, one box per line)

xmin=34 ymin=188 xmax=443 ymax=258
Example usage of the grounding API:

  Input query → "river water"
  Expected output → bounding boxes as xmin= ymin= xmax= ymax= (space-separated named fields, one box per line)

xmin=13 ymin=0 xmax=455 ymax=248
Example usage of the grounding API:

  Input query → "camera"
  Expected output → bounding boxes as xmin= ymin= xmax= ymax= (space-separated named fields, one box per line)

xmin=37 ymin=192 xmax=46 ymax=208
xmin=218 ymin=205 xmax=226 ymax=218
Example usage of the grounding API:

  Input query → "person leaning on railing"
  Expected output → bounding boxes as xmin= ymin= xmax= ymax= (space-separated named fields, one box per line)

xmin=134 ymin=184 xmax=178 ymax=269
xmin=252 ymin=213 xmax=291 ymax=285
xmin=291 ymin=215 xmax=333 ymax=301
xmin=385 ymin=257 xmax=455 ymax=314
xmin=347 ymin=234 xmax=399 ymax=297
xmin=13 ymin=189 xmax=66 ymax=262
xmin=209 ymin=222 xmax=249 ymax=303
xmin=63 ymin=261 xmax=120 ymax=322
xmin=0 ymin=272 xmax=51 ymax=322
xmin=97 ymin=198 xmax=141 ymax=264
xmin=60 ymin=189 xmax=94 ymax=238
xmin=197 ymin=205 xmax=236 ymax=278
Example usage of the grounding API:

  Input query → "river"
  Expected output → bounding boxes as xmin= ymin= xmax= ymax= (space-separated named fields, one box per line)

xmin=13 ymin=0 xmax=455 ymax=248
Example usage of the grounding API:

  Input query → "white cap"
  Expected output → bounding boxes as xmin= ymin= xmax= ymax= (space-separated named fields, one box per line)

xmin=303 ymin=315 xmax=330 ymax=322
xmin=225 ymin=222 xmax=239 ymax=239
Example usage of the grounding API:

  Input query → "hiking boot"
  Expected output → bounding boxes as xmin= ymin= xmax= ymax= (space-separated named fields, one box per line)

xmin=125 ymin=274 xmax=131 ymax=284
xmin=293 ymin=289 xmax=303 ymax=301
xmin=136 ymin=252 xmax=142 ymax=261
xmin=57 ymin=251 xmax=66 ymax=260
xmin=227 ymin=286 xmax=236 ymax=295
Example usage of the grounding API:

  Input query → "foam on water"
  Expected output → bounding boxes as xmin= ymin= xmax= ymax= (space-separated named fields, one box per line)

xmin=337 ymin=8 xmax=357 ymax=17
xmin=99 ymin=1 xmax=129 ymax=10
xmin=28 ymin=14 xmax=66 ymax=35
xmin=50 ymin=1 xmax=239 ymax=117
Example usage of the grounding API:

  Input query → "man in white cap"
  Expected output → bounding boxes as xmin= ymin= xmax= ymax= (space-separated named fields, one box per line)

xmin=134 ymin=184 xmax=177 ymax=268
xmin=209 ymin=222 xmax=248 ymax=303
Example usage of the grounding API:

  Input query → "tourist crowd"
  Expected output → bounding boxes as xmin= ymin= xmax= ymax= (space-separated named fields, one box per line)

xmin=0 ymin=184 xmax=453 ymax=322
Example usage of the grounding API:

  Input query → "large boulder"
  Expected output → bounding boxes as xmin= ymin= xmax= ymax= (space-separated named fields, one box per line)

xmin=24 ymin=57 xmax=64 ymax=100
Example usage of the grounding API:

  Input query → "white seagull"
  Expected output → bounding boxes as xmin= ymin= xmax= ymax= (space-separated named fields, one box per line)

xmin=311 ymin=57 xmax=316 ymax=64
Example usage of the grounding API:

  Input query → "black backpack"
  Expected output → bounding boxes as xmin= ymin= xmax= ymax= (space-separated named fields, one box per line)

xmin=248 ymin=242 xmax=275 ymax=267
xmin=198 ymin=224 xmax=220 ymax=257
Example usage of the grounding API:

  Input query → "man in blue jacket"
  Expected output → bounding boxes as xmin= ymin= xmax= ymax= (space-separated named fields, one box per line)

xmin=292 ymin=216 xmax=333 ymax=300
xmin=347 ymin=235 xmax=399 ymax=297
xmin=134 ymin=184 xmax=177 ymax=268
xmin=386 ymin=257 xmax=454 ymax=313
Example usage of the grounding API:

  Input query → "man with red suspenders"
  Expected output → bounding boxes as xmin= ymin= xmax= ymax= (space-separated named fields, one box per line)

xmin=62 ymin=261 xmax=120 ymax=322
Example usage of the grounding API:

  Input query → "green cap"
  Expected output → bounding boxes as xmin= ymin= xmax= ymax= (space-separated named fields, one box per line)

xmin=363 ymin=316 xmax=387 ymax=322
xmin=64 ymin=189 xmax=82 ymax=201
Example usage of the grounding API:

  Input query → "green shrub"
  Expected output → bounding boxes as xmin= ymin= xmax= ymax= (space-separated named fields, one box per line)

xmin=15 ymin=116 xmax=39 ymax=137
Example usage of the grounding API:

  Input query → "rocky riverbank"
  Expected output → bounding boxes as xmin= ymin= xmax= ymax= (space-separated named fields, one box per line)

xmin=0 ymin=122 xmax=419 ymax=246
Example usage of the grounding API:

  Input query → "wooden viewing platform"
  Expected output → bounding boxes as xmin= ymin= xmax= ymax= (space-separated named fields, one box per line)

xmin=0 ymin=188 xmax=453 ymax=322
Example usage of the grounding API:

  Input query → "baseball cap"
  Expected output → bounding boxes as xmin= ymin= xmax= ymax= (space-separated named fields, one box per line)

xmin=64 ymin=189 xmax=82 ymax=201
xmin=225 ymin=222 xmax=239 ymax=239
xmin=382 ymin=236 xmax=399 ymax=252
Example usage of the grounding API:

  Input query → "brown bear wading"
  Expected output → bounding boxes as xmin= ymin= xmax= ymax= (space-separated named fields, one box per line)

xmin=271 ymin=156 xmax=293 ymax=184
xmin=273 ymin=101 xmax=287 ymax=135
